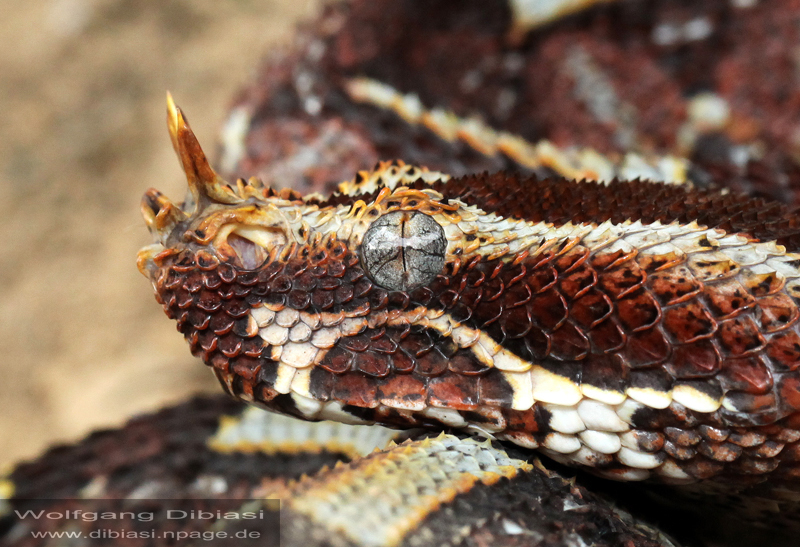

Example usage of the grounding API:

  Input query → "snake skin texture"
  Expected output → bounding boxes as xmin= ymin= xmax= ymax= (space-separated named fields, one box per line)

xmin=2 ymin=397 xmax=679 ymax=547
xmin=138 ymin=95 xmax=800 ymax=487
xmin=7 ymin=2 xmax=800 ymax=546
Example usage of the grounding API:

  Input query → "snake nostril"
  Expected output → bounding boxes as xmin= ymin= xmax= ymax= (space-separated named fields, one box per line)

xmin=142 ymin=189 xmax=165 ymax=217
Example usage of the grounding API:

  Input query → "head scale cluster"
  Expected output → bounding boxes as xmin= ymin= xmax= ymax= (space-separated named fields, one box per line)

xmin=139 ymin=97 xmax=800 ymax=485
xmin=137 ymin=95 xmax=471 ymax=289
xmin=137 ymin=96 xmax=524 ymax=422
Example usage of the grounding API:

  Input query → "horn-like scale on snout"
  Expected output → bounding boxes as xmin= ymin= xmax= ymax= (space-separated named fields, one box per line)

xmin=138 ymin=93 xmax=287 ymax=275
xmin=166 ymin=92 xmax=243 ymax=209
xmin=140 ymin=96 xmax=800 ymax=488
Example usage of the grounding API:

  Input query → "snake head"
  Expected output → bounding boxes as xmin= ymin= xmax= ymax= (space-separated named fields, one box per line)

xmin=140 ymin=98 xmax=800 ymax=485
xmin=138 ymin=95 xmax=524 ymax=431
xmin=136 ymin=95 xmax=600 ymax=453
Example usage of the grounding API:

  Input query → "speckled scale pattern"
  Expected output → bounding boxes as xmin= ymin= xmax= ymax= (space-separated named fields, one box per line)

xmin=19 ymin=1 xmax=800 ymax=545
xmin=145 ymin=116 xmax=800 ymax=478
xmin=279 ymin=434 xmax=676 ymax=547
xmin=156 ymin=248 xmax=519 ymax=417
xmin=228 ymin=0 xmax=800 ymax=206
xmin=3 ymin=396 xmax=351 ymax=547
xmin=8 ymin=398 xmax=684 ymax=547
xmin=135 ymin=9 xmax=800 ymax=533
xmin=425 ymin=235 xmax=800 ymax=415
xmin=159 ymin=243 xmax=515 ymax=429
xmin=150 ymin=200 xmax=800 ymax=486
xmin=420 ymin=172 xmax=800 ymax=252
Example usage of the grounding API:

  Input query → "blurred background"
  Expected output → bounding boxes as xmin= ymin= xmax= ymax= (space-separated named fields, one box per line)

xmin=0 ymin=0 xmax=321 ymax=468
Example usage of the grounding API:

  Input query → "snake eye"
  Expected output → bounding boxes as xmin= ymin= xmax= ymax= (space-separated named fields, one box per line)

xmin=360 ymin=210 xmax=446 ymax=291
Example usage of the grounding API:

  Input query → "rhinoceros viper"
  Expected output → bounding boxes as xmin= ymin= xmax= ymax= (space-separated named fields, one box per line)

xmin=6 ymin=2 xmax=800 ymax=547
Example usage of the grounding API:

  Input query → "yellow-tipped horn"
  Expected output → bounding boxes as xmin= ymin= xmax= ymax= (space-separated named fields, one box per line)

xmin=166 ymin=91 xmax=243 ymax=208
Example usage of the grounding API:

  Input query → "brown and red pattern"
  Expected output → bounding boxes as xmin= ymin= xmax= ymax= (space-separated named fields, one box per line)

xmin=2 ymin=400 xmax=679 ymax=547
xmin=226 ymin=0 xmax=800 ymax=204
xmin=11 ymin=1 xmax=800 ymax=546
xmin=141 ymin=93 xmax=800 ymax=489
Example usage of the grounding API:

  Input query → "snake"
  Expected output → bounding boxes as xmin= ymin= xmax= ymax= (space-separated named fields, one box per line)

xmin=6 ymin=2 xmax=800 ymax=546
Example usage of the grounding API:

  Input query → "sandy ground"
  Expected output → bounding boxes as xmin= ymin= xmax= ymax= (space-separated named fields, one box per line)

xmin=0 ymin=0 xmax=321 ymax=469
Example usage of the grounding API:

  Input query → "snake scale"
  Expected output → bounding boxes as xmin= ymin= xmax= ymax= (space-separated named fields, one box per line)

xmin=5 ymin=1 xmax=800 ymax=546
